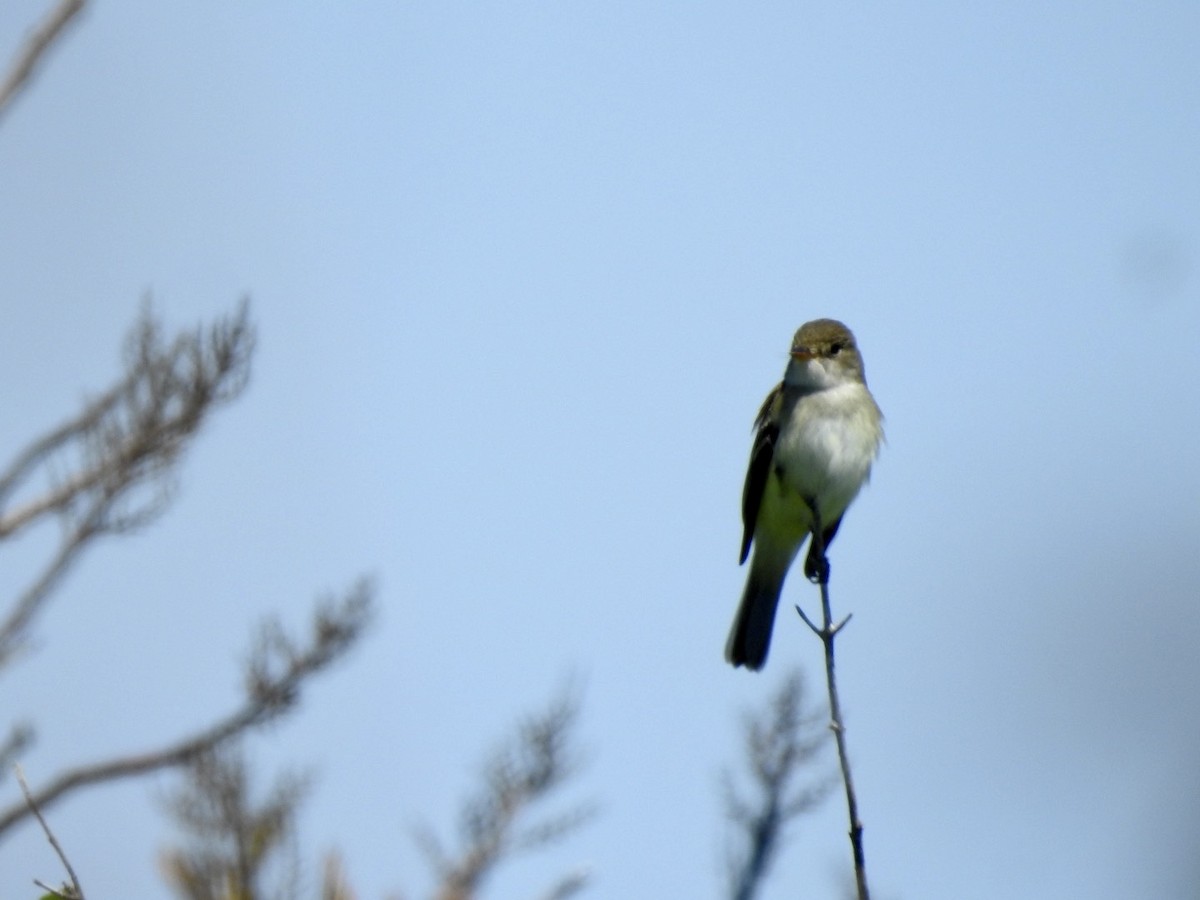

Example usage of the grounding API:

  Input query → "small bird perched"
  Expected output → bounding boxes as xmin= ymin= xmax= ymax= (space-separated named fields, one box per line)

xmin=725 ymin=319 xmax=884 ymax=671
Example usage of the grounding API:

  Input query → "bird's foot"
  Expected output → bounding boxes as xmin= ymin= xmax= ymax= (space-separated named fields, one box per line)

xmin=804 ymin=554 xmax=830 ymax=585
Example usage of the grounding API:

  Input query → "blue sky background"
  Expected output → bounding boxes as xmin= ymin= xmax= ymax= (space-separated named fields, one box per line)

xmin=2 ymin=3 xmax=1199 ymax=898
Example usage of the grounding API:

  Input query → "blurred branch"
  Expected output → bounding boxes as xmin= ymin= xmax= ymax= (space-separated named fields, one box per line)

xmin=159 ymin=744 xmax=310 ymax=900
xmin=0 ymin=0 xmax=85 ymax=124
xmin=320 ymin=851 xmax=358 ymax=900
xmin=0 ymin=579 xmax=373 ymax=839
xmin=536 ymin=869 xmax=590 ymax=900
xmin=793 ymin=507 xmax=871 ymax=900
xmin=724 ymin=669 xmax=832 ymax=900
xmin=0 ymin=723 xmax=35 ymax=781
xmin=0 ymin=300 xmax=255 ymax=667
xmin=417 ymin=687 xmax=593 ymax=900
xmin=15 ymin=763 xmax=83 ymax=899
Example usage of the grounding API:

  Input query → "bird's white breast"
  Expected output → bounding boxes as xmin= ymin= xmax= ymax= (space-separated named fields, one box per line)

xmin=773 ymin=382 xmax=882 ymax=523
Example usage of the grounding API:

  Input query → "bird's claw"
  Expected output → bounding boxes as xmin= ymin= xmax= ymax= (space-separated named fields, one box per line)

xmin=805 ymin=554 xmax=830 ymax=585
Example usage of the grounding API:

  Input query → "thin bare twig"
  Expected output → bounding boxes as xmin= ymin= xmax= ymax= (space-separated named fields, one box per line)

xmin=0 ymin=0 xmax=85 ymax=124
xmin=14 ymin=763 xmax=84 ymax=899
xmin=796 ymin=504 xmax=871 ymax=900
xmin=0 ymin=579 xmax=373 ymax=837
xmin=33 ymin=879 xmax=76 ymax=899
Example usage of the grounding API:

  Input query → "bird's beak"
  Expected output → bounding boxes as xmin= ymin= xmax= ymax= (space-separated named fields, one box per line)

xmin=789 ymin=346 xmax=813 ymax=361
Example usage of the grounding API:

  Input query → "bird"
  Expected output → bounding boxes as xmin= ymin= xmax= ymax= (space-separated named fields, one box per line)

xmin=725 ymin=319 xmax=884 ymax=670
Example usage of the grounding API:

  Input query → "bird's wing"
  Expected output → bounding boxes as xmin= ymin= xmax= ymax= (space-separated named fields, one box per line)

xmin=739 ymin=384 xmax=782 ymax=564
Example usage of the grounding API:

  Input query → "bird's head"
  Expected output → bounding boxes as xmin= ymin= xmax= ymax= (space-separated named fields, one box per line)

xmin=783 ymin=318 xmax=867 ymax=389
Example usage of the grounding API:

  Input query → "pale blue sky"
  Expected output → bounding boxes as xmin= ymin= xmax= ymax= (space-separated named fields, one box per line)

xmin=2 ymin=3 xmax=1199 ymax=898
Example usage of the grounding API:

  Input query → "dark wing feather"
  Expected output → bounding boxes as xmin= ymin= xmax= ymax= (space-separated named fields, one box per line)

xmin=739 ymin=385 xmax=782 ymax=564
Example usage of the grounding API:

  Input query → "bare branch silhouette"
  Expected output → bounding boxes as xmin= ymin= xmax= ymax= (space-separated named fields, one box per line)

xmin=15 ymin=763 xmax=84 ymax=899
xmin=0 ymin=300 xmax=255 ymax=667
xmin=0 ymin=579 xmax=373 ymax=838
xmin=417 ymin=687 xmax=593 ymax=900
xmin=0 ymin=0 xmax=85 ymax=123
xmin=794 ymin=504 xmax=871 ymax=900
xmin=724 ymin=669 xmax=833 ymax=900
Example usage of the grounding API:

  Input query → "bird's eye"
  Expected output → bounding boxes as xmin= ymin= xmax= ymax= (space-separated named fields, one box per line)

xmin=829 ymin=342 xmax=843 ymax=355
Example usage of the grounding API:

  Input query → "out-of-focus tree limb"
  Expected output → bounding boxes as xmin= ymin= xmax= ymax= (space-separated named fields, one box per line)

xmin=0 ymin=723 xmax=34 ymax=782
xmin=724 ymin=669 xmax=833 ymax=900
xmin=319 ymin=851 xmax=359 ymax=900
xmin=159 ymin=744 xmax=310 ymax=900
xmin=0 ymin=579 xmax=373 ymax=839
xmin=0 ymin=300 xmax=254 ymax=667
xmin=0 ymin=0 xmax=85 ymax=124
xmin=417 ymin=687 xmax=593 ymax=900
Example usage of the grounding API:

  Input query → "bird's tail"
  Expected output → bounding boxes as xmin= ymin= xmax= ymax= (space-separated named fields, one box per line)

xmin=724 ymin=554 xmax=789 ymax=670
